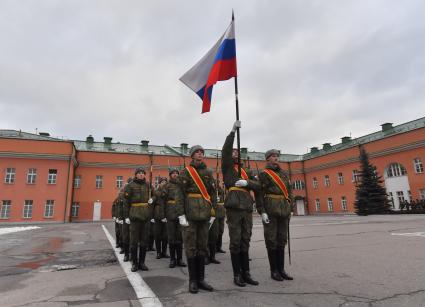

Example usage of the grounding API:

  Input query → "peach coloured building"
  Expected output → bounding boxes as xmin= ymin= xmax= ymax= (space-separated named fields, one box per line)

xmin=1 ymin=117 xmax=425 ymax=223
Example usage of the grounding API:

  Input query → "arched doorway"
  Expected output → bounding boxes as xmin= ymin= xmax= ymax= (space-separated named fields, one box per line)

xmin=384 ymin=163 xmax=410 ymax=210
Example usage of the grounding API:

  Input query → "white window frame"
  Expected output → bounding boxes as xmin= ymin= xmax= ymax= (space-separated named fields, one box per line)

xmin=5 ymin=168 xmax=16 ymax=184
xmin=312 ymin=177 xmax=318 ymax=189
xmin=414 ymin=158 xmax=424 ymax=174
xmin=23 ymin=200 xmax=33 ymax=218
xmin=27 ymin=168 xmax=37 ymax=184
xmin=341 ymin=196 xmax=347 ymax=211
xmin=44 ymin=200 xmax=54 ymax=218
xmin=71 ymin=202 xmax=80 ymax=217
xmin=327 ymin=198 xmax=334 ymax=212
xmin=420 ymin=189 xmax=425 ymax=200
xmin=116 ymin=176 xmax=124 ymax=188
xmin=96 ymin=175 xmax=103 ymax=189
xmin=315 ymin=199 xmax=321 ymax=212
xmin=74 ymin=175 xmax=81 ymax=188
xmin=48 ymin=169 xmax=57 ymax=184
xmin=352 ymin=170 xmax=360 ymax=182
xmin=388 ymin=192 xmax=395 ymax=209
xmin=1 ymin=200 xmax=11 ymax=219
xmin=387 ymin=163 xmax=407 ymax=178
xmin=337 ymin=172 xmax=344 ymax=185
xmin=324 ymin=175 xmax=330 ymax=187
xmin=396 ymin=191 xmax=405 ymax=203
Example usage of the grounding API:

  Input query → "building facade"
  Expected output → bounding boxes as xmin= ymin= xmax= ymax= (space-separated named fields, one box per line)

xmin=1 ymin=117 xmax=424 ymax=223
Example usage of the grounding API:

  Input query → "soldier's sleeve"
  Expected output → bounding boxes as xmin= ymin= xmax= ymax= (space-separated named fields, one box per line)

xmin=175 ymin=171 xmax=189 ymax=216
xmin=207 ymin=170 xmax=218 ymax=211
xmin=122 ymin=184 xmax=132 ymax=218
xmin=111 ymin=199 xmax=116 ymax=218
xmin=246 ymin=168 xmax=261 ymax=192
xmin=221 ymin=132 xmax=235 ymax=185
xmin=254 ymin=172 xmax=267 ymax=215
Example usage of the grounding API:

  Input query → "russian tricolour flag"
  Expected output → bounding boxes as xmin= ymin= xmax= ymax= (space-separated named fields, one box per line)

xmin=180 ymin=19 xmax=237 ymax=113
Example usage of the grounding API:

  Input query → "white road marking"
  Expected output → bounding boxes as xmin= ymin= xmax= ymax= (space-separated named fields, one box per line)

xmin=102 ymin=224 xmax=162 ymax=307
xmin=391 ymin=232 xmax=425 ymax=237
xmin=0 ymin=226 xmax=40 ymax=236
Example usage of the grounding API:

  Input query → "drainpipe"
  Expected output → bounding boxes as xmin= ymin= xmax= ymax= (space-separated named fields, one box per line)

xmin=302 ymin=160 xmax=310 ymax=215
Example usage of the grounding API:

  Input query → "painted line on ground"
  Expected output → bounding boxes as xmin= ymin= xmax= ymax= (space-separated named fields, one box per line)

xmin=101 ymin=224 xmax=162 ymax=307
xmin=391 ymin=232 xmax=425 ymax=237
xmin=0 ymin=226 xmax=40 ymax=236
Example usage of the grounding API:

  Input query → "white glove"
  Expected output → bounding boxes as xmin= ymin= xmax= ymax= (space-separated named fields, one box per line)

xmin=209 ymin=217 xmax=216 ymax=224
xmin=125 ymin=218 xmax=131 ymax=224
xmin=178 ymin=215 xmax=189 ymax=227
xmin=116 ymin=219 xmax=122 ymax=224
xmin=112 ymin=217 xmax=116 ymax=221
xmin=217 ymin=196 xmax=221 ymax=202
xmin=148 ymin=198 xmax=153 ymax=204
xmin=235 ymin=179 xmax=248 ymax=187
xmin=150 ymin=219 xmax=155 ymax=223
xmin=161 ymin=218 xmax=167 ymax=223
xmin=232 ymin=120 xmax=241 ymax=132
xmin=261 ymin=213 xmax=270 ymax=224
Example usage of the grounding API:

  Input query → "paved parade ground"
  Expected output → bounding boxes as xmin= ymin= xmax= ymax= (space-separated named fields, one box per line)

xmin=1 ymin=214 xmax=425 ymax=307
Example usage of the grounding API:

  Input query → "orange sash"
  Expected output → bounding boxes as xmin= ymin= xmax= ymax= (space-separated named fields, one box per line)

xmin=234 ymin=165 xmax=249 ymax=180
xmin=264 ymin=169 xmax=290 ymax=202
xmin=186 ymin=166 xmax=211 ymax=204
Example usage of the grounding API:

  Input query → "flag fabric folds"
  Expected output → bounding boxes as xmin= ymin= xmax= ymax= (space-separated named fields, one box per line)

xmin=180 ymin=20 xmax=237 ymax=113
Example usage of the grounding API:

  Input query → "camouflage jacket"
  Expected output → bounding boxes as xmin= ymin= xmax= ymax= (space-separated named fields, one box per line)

xmin=160 ymin=178 xmax=180 ymax=221
xmin=123 ymin=178 xmax=153 ymax=222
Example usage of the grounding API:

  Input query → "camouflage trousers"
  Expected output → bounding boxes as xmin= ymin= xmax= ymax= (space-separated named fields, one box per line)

xmin=115 ymin=221 xmax=122 ymax=243
xmin=226 ymin=209 xmax=252 ymax=254
xmin=216 ymin=216 xmax=225 ymax=239
xmin=263 ymin=215 xmax=289 ymax=250
xmin=182 ymin=220 xmax=209 ymax=258
xmin=154 ymin=220 xmax=168 ymax=242
xmin=121 ymin=223 xmax=130 ymax=245
xmin=166 ymin=219 xmax=183 ymax=245
xmin=208 ymin=218 xmax=218 ymax=244
xmin=130 ymin=220 xmax=149 ymax=248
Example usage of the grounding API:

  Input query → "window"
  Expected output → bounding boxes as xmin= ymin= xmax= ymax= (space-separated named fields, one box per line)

xmin=48 ymin=169 xmax=57 ymax=184
xmin=27 ymin=168 xmax=37 ymax=184
xmin=44 ymin=200 xmax=54 ymax=218
xmin=4 ymin=168 xmax=15 ymax=184
xmin=337 ymin=172 xmax=344 ymax=185
xmin=388 ymin=192 xmax=395 ymax=209
xmin=414 ymin=158 xmax=424 ymax=174
xmin=74 ymin=175 xmax=81 ymax=188
xmin=1 ymin=200 xmax=11 ymax=219
xmin=23 ymin=200 xmax=33 ymax=218
xmin=312 ymin=177 xmax=318 ymax=189
xmin=327 ymin=198 xmax=334 ymax=212
xmin=387 ymin=163 xmax=407 ymax=178
xmin=315 ymin=199 xmax=321 ymax=212
xmin=408 ymin=190 xmax=412 ymax=202
xmin=324 ymin=175 xmax=330 ymax=187
xmin=396 ymin=191 xmax=405 ymax=203
xmin=420 ymin=189 xmax=425 ymax=200
xmin=292 ymin=180 xmax=305 ymax=190
xmin=71 ymin=202 xmax=80 ymax=217
xmin=116 ymin=176 xmax=124 ymax=188
xmin=341 ymin=196 xmax=347 ymax=211
xmin=96 ymin=175 xmax=103 ymax=189
xmin=352 ymin=170 xmax=360 ymax=182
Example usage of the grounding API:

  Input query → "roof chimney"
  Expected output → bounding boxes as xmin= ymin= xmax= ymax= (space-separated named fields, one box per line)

xmin=381 ymin=123 xmax=393 ymax=132
xmin=181 ymin=143 xmax=189 ymax=154
xmin=241 ymin=147 xmax=248 ymax=159
xmin=141 ymin=140 xmax=149 ymax=150
xmin=322 ymin=143 xmax=331 ymax=150
xmin=341 ymin=136 xmax=351 ymax=144
xmin=39 ymin=132 xmax=50 ymax=137
xmin=103 ymin=137 xmax=112 ymax=145
xmin=86 ymin=135 xmax=94 ymax=143
xmin=310 ymin=147 xmax=319 ymax=154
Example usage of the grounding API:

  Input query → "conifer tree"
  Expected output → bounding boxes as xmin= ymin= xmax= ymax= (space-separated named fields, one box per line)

xmin=354 ymin=147 xmax=390 ymax=215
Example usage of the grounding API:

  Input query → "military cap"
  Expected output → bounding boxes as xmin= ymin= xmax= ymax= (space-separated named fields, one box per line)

xmin=265 ymin=149 xmax=280 ymax=160
xmin=169 ymin=167 xmax=180 ymax=175
xmin=189 ymin=145 xmax=204 ymax=157
xmin=134 ymin=167 xmax=146 ymax=175
xmin=159 ymin=177 xmax=168 ymax=184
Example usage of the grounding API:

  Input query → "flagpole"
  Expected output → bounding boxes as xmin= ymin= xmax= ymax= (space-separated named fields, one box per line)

xmin=233 ymin=11 xmax=242 ymax=177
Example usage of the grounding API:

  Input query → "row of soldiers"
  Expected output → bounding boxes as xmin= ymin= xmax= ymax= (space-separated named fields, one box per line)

xmin=112 ymin=120 xmax=294 ymax=294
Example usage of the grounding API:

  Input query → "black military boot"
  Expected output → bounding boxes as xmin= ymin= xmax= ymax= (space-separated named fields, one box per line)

xmin=231 ymin=252 xmax=246 ymax=287
xmin=123 ymin=244 xmax=130 ymax=262
xmin=209 ymin=244 xmax=220 ymax=264
xmin=267 ymin=248 xmax=283 ymax=281
xmin=277 ymin=247 xmax=293 ymax=280
xmin=197 ymin=255 xmax=213 ymax=291
xmin=161 ymin=241 xmax=170 ymax=258
xmin=216 ymin=236 xmax=226 ymax=253
xmin=148 ymin=236 xmax=155 ymax=251
xmin=187 ymin=257 xmax=198 ymax=294
xmin=156 ymin=240 xmax=162 ymax=259
xmin=138 ymin=246 xmax=149 ymax=271
xmin=115 ymin=236 xmax=121 ymax=248
xmin=240 ymin=251 xmax=259 ymax=285
xmin=169 ymin=244 xmax=176 ymax=268
xmin=130 ymin=247 xmax=138 ymax=272
xmin=176 ymin=244 xmax=186 ymax=267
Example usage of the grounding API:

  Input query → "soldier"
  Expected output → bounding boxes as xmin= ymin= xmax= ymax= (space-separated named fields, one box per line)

xmin=123 ymin=167 xmax=154 ymax=272
xmin=161 ymin=168 xmax=186 ymax=268
xmin=147 ymin=219 xmax=156 ymax=252
xmin=121 ymin=178 xmax=133 ymax=261
xmin=256 ymin=149 xmax=294 ymax=281
xmin=112 ymin=194 xmax=122 ymax=249
xmin=222 ymin=121 xmax=260 ymax=287
xmin=153 ymin=178 xmax=169 ymax=259
xmin=215 ymin=181 xmax=226 ymax=254
xmin=176 ymin=145 xmax=216 ymax=294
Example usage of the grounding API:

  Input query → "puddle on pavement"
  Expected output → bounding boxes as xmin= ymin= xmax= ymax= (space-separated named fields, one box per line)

xmin=16 ymin=254 xmax=55 ymax=269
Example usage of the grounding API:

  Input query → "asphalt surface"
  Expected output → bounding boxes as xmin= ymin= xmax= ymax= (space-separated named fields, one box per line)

xmin=1 ymin=214 xmax=425 ymax=307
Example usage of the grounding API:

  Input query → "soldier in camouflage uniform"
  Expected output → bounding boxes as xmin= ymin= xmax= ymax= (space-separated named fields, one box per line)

xmin=123 ymin=168 xmax=154 ymax=272
xmin=176 ymin=145 xmax=216 ymax=294
xmin=121 ymin=179 xmax=132 ymax=261
xmin=256 ymin=149 xmax=294 ymax=281
xmin=153 ymin=178 xmax=169 ymax=259
xmin=215 ymin=181 xmax=226 ymax=254
xmin=160 ymin=168 xmax=186 ymax=268
xmin=112 ymin=194 xmax=122 ymax=249
xmin=222 ymin=121 xmax=260 ymax=287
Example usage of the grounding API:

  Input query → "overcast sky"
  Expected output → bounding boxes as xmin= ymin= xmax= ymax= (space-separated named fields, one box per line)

xmin=1 ymin=0 xmax=425 ymax=154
